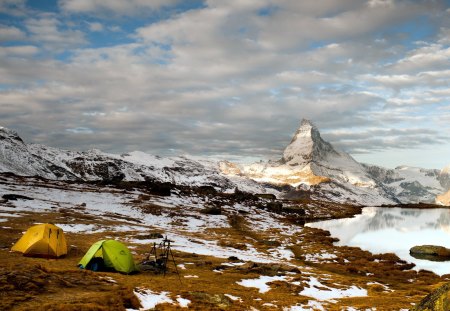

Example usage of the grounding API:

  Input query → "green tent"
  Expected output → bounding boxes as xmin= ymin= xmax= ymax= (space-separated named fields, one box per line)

xmin=78 ymin=240 xmax=138 ymax=274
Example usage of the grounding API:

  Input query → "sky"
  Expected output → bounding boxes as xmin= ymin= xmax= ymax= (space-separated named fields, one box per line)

xmin=0 ymin=0 xmax=449 ymax=169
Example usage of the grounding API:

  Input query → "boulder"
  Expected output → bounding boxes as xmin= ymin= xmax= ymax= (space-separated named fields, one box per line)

xmin=200 ymin=206 xmax=222 ymax=215
xmin=2 ymin=194 xmax=33 ymax=201
xmin=410 ymin=245 xmax=450 ymax=261
xmin=413 ymin=282 xmax=450 ymax=311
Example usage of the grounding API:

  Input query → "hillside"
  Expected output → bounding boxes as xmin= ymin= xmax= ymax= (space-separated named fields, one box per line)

xmin=1 ymin=122 xmax=449 ymax=206
xmin=0 ymin=173 xmax=445 ymax=310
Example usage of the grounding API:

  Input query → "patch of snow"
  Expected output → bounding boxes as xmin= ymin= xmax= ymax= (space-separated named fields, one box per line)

xmin=237 ymin=275 xmax=288 ymax=293
xmin=224 ymin=294 xmax=242 ymax=302
xmin=269 ymin=247 xmax=295 ymax=261
xmin=367 ymin=281 xmax=392 ymax=292
xmin=221 ymin=262 xmax=246 ymax=267
xmin=176 ymin=296 xmax=190 ymax=308
xmin=55 ymin=223 xmax=104 ymax=233
xmin=99 ymin=276 xmax=117 ymax=283
xmin=184 ymin=275 xmax=199 ymax=278
xmin=0 ymin=213 xmax=22 ymax=217
xmin=284 ymin=300 xmax=325 ymax=311
xmin=133 ymin=288 xmax=173 ymax=310
xmin=300 ymin=277 xmax=367 ymax=301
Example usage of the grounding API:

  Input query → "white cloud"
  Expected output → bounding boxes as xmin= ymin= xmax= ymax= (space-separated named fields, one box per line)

xmin=24 ymin=15 xmax=87 ymax=50
xmin=59 ymin=0 xmax=181 ymax=15
xmin=387 ymin=44 xmax=450 ymax=73
xmin=0 ymin=0 xmax=449 ymax=168
xmin=0 ymin=25 xmax=26 ymax=41
xmin=88 ymin=22 xmax=103 ymax=32
xmin=0 ymin=45 xmax=38 ymax=56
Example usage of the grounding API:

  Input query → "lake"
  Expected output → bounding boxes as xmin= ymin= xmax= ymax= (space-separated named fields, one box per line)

xmin=306 ymin=206 xmax=450 ymax=276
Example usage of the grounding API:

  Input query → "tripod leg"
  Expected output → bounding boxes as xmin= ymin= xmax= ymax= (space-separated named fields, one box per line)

xmin=169 ymin=247 xmax=182 ymax=284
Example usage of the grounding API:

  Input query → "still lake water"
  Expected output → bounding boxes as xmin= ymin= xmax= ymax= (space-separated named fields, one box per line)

xmin=306 ymin=206 xmax=450 ymax=275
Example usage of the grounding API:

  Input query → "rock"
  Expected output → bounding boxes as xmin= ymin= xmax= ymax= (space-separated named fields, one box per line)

xmin=258 ymin=240 xmax=281 ymax=247
xmin=256 ymin=193 xmax=276 ymax=200
xmin=146 ymin=181 xmax=172 ymax=196
xmin=200 ymin=206 xmax=222 ymax=215
xmin=410 ymin=245 xmax=450 ymax=261
xmin=190 ymin=292 xmax=232 ymax=309
xmin=264 ymin=201 xmax=283 ymax=212
xmin=2 ymin=194 xmax=33 ymax=201
xmin=196 ymin=185 xmax=217 ymax=195
xmin=135 ymin=232 xmax=164 ymax=240
xmin=413 ymin=282 xmax=450 ymax=311
xmin=235 ymin=262 xmax=282 ymax=276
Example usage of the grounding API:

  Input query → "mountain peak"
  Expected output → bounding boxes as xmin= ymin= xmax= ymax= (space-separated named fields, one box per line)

xmin=0 ymin=126 xmax=24 ymax=144
xmin=282 ymin=119 xmax=332 ymax=165
xmin=300 ymin=118 xmax=314 ymax=127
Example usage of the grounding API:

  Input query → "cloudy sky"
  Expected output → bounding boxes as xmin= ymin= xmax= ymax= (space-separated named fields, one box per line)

xmin=1 ymin=0 xmax=449 ymax=169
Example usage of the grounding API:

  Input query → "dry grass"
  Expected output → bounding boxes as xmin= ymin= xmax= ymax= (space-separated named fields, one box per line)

xmin=0 ymin=178 xmax=448 ymax=310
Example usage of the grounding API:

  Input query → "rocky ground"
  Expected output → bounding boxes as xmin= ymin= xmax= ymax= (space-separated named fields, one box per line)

xmin=0 ymin=173 xmax=449 ymax=310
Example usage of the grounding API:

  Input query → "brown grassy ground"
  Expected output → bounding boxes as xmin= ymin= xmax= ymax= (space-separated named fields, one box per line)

xmin=0 ymin=177 xmax=449 ymax=310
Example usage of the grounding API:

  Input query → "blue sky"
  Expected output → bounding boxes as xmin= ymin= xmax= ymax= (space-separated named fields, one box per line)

xmin=0 ymin=0 xmax=449 ymax=169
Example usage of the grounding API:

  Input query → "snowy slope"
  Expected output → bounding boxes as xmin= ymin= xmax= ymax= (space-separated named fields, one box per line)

xmin=363 ymin=164 xmax=447 ymax=204
xmin=224 ymin=120 xmax=377 ymax=189
xmin=220 ymin=120 xmax=447 ymax=205
xmin=27 ymin=141 xmax=272 ymax=194
xmin=219 ymin=120 xmax=396 ymax=205
xmin=0 ymin=127 xmax=75 ymax=179
xmin=0 ymin=124 xmax=448 ymax=205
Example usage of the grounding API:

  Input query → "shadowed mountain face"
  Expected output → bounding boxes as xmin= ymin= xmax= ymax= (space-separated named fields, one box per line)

xmin=0 ymin=123 xmax=449 ymax=206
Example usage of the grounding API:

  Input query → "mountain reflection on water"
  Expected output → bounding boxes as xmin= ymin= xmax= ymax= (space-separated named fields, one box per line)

xmin=307 ymin=206 xmax=450 ymax=275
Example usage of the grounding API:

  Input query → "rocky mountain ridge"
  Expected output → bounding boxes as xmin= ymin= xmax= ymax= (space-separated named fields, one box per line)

xmin=218 ymin=120 xmax=449 ymax=206
xmin=0 ymin=123 xmax=449 ymax=206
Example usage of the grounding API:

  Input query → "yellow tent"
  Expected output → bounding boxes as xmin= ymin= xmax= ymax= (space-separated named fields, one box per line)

xmin=12 ymin=223 xmax=67 ymax=258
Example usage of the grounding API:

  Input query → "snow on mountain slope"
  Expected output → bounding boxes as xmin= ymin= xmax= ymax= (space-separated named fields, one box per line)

xmin=222 ymin=120 xmax=376 ymax=190
xmin=0 ymin=127 xmax=74 ymax=179
xmin=220 ymin=120 xmax=448 ymax=205
xmin=220 ymin=120 xmax=396 ymax=205
xmin=282 ymin=120 xmax=376 ymax=187
xmin=27 ymin=139 xmax=272 ymax=194
xmin=363 ymin=164 xmax=446 ymax=204
xmin=0 ymin=124 xmax=447 ymax=205
xmin=439 ymin=165 xmax=450 ymax=190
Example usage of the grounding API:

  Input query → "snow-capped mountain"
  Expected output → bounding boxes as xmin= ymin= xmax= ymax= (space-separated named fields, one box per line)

xmin=236 ymin=119 xmax=377 ymax=188
xmin=0 ymin=127 xmax=75 ymax=180
xmin=363 ymin=164 xmax=446 ymax=204
xmin=219 ymin=120 xmax=397 ymax=205
xmin=219 ymin=120 xmax=449 ymax=205
xmin=0 ymin=122 xmax=448 ymax=206
xmin=0 ymin=126 xmax=269 ymax=194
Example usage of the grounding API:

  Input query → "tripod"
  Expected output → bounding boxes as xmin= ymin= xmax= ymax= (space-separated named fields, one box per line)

xmin=145 ymin=236 xmax=181 ymax=282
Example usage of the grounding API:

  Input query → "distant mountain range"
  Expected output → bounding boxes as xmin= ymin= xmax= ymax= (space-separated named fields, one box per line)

xmin=1 ymin=121 xmax=449 ymax=206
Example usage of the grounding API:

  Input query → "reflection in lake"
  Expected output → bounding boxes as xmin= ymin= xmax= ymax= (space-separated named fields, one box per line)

xmin=306 ymin=207 xmax=450 ymax=275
